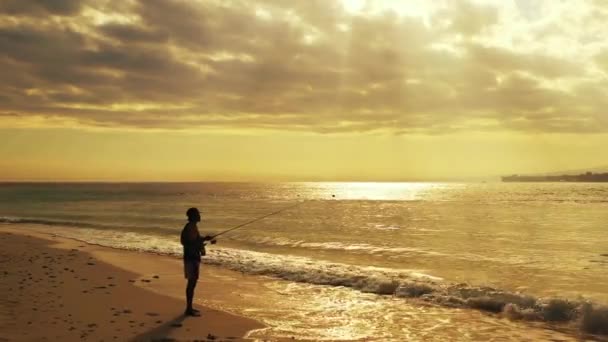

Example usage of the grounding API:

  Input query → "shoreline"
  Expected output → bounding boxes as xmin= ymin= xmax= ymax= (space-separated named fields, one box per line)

xmin=2 ymin=225 xmax=607 ymax=341
xmin=0 ymin=228 xmax=265 ymax=341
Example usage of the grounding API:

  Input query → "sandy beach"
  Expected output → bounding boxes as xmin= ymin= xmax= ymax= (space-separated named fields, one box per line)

xmin=0 ymin=228 xmax=265 ymax=341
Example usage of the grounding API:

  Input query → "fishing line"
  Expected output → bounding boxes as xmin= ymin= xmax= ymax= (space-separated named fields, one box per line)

xmin=149 ymin=201 xmax=307 ymax=279
xmin=209 ymin=200 xmax=305 ymax=239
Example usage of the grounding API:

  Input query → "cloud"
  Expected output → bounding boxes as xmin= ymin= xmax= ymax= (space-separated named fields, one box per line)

xmin=0 ymin=0 xmax=83 ymax=16
xmin=438 ymin=0 xmax=499 ymax=36
xmin=465 ymin=43 xmax=583 ymax=79
xmin=0 ymin=0 xmax=606 ymax=134
xmin=99 ymin=23 xmax=169 ymax=43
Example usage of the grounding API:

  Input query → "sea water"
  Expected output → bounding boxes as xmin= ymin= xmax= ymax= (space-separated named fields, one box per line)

xmin=1 ymin=182 xmax=607 ymax=340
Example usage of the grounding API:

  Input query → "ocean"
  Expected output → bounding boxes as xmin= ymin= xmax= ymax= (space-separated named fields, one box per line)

xmin=1 ymin=182 xmax=607 ymax=340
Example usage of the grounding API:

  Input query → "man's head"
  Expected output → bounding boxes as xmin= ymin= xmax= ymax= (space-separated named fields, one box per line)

xmin=186 ymin=207 xmax=201 ymax=222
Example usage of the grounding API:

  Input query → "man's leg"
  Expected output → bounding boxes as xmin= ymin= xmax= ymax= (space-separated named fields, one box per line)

xmin=184 ymin=260 xmax=200 ymax=316
xmin=186 ymin=277 xmax=197 ymax=314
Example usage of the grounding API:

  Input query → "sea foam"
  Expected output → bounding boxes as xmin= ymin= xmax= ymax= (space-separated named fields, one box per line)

xmin=202 ymin=245 xmax=608 ymax=335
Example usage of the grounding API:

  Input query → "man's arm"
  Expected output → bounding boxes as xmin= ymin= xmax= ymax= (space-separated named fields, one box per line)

xmin=202 ymin=235 xmax=217 ymax=244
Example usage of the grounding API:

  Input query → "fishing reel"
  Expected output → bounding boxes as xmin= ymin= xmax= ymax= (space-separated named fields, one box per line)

xmin=201 ymin=235 xmax=217 ymax=256
xmin=203 ymin=235 xmax=217 ymax=244
xmin=200 ymin=236 xmax=217 ymax=256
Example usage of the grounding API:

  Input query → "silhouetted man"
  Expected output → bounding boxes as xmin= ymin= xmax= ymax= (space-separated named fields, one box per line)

xmin=181 ymin=207 xmax=214 ymax=316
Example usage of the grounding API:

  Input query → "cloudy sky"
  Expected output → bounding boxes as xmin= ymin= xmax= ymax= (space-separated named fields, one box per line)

xmin=1 ymin=0 xmax=607 ymax=181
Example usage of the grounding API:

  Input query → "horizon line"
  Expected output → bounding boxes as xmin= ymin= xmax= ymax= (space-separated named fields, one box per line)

xmin=0 ymin=178 xmax=495 ymax=183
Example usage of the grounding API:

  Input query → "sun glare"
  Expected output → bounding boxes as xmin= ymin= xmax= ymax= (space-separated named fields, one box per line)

xmin=340 ymin=0 xmax=434 ymax=20
xmin=340 ymin=0 xmax=366 ymax=13
xmin=315 ymin=182 xmax=446 ymax=201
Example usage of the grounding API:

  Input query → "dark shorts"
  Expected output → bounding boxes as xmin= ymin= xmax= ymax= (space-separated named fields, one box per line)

xmin=184 ymin=259 xmax=200 ymax=279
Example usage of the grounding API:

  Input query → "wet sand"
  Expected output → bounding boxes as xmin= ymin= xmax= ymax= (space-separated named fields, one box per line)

xmin=0 ymin=230 xmax=264 ymax=341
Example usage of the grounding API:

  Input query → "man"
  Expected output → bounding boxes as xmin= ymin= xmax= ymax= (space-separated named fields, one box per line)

xmin=180 ymin=207 xmax=214 ymax=316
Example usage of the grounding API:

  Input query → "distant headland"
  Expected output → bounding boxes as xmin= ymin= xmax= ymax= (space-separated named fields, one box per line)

xmin=502 ymin=172 xmax=608 ymax=182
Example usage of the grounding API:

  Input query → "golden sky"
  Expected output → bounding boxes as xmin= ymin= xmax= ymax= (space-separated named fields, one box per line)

xmin=1 ymin=0 xmax=607 ymax=181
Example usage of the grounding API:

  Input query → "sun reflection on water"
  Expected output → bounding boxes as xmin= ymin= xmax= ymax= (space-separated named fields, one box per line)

xmin=308 ymin=182 xmax=452 ymax=201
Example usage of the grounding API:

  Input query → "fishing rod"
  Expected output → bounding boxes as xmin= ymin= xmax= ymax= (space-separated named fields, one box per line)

xmin=209 ymin=201 xmax=305 ymax=240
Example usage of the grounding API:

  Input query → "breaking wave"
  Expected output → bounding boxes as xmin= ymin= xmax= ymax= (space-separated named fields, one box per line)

xmin=205 ymin=247 xmax=608 ymax=337
xmin=230 ymin=235 xmax=447 ymax=256
xmin=0 ymin=216 xmax=173 ymax=234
